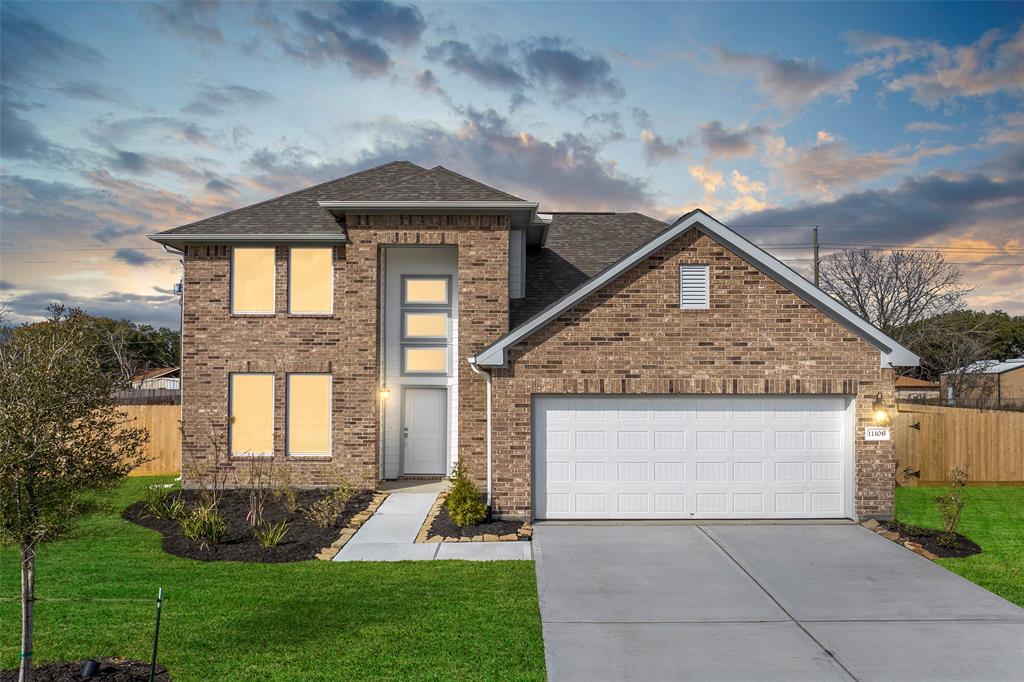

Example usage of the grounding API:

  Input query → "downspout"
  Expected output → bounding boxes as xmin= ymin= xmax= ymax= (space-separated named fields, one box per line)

xmin=162 ymin=243 xmax=184 ymax=483
xmin=468 ymin=360 xmax=492 ymax=506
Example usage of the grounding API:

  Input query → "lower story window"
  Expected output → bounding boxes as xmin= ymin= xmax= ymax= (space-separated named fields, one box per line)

xmin=229 ymin=373 xmax=274 ymax=456
xmin=287 ymin=373 xmax=332 ymax=456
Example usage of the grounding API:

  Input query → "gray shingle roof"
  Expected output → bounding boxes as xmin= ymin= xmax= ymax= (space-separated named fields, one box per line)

xmin=510 ymin=212 xmax=670 ymax=326
xmin=345 ymin=165 xmax=525 ymax=202
xmin=156 ymin=161 xmax=427 ymax=236
xmin=154 ymin=162 xmax=528 ymax=239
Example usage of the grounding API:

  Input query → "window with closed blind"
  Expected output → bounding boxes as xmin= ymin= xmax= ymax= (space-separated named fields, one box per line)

xmin=289 ymin=247 xmax=333 ymax=315
xmin=232 ymin=247 xmax=276 ymax=314
xmin=229 ymin=374 xmax=274 ymax=456
xmin=679 ymin=265 xmax=710 ymax=309
xmin=287 ymin=374 xmax=332 ymax=456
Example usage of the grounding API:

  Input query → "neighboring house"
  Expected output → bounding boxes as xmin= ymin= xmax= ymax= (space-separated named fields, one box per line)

xmin=895 ymin=376 xmax=940 ymax=402
xmin=132 ymin=367 xmax=181 ymax=390
xmin=149 ymin=161 xmax=918 ymax=521
xmin=941 ymin=359 xmax=1024 ymax=409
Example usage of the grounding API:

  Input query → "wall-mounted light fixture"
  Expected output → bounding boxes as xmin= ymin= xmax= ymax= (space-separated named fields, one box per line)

xmin=872 ymin=392 xmax=891 ymax=426
xmin=379 ymin=386 xmax=391 ymax=400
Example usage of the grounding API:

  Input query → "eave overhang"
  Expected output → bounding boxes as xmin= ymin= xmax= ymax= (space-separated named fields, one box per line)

xmin=318 ymin=200 xmax=540 ymax=228
xmin=147 ymin=232 xmax=348 ymax=251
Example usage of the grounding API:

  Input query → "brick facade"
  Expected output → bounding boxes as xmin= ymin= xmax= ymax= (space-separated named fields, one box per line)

xmin=181 ymin=217 xmax=895 ymax=521
xmin=488 ymin=228 xmax=896 ymax=520
xmin=179 ymin=214 xmax=507 ymax=489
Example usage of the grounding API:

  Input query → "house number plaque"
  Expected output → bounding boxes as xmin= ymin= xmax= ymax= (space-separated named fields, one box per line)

xmin=865 ymin=427 xmax=891 ymax=441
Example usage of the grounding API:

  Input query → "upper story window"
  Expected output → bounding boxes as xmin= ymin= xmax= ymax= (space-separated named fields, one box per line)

xmin=403 ymin=276 xmax=450 ymax=306
xmin=289 ymin=247 xmax=333 ymax=315
xmin=679 ymin=265 xmax=710 ymax=310
xmin=231 ymin=247 xmax=276 ymax=314
xmin=401 ymin=276 xmax=451 ymax=376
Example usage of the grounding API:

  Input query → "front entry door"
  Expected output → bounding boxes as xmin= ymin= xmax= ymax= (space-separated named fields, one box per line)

xmin=402 ymin=388 xmax=447 ymax=475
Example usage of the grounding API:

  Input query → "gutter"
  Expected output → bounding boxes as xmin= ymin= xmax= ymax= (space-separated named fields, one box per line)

xmin=468 ymin=360 xmax=493 ymax=506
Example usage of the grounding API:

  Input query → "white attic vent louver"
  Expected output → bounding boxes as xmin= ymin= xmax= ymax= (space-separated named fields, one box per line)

xmin=679 ymin=265 xmax=710 ymax=309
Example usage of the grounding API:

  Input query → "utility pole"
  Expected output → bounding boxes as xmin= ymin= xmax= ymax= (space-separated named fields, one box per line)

xmin=812 ymin=225 xmax=820 ymax=286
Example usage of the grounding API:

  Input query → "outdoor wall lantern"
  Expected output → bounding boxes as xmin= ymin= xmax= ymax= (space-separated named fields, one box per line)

xmin=872 ymin=392 xmax=891 ymax=426
xmin=379 ymin=385 xmax=391 ymax=400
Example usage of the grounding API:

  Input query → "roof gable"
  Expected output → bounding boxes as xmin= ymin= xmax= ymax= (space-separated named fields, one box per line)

xmin=472 ymin=210 xmax=919 ymax=369
xmin=151 ymin=161 xmax=426 ymax=239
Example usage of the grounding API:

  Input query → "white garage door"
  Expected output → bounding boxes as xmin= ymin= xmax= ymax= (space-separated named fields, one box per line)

xmin=534 ymin=395 xmax=852 ymax=520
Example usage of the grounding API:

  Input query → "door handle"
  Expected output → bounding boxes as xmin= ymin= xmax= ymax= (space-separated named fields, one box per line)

xmin=403 ymin=427 xmax=409 ymax=438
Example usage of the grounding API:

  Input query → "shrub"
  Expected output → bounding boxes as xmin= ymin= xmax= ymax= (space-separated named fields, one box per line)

xmin=447 ymin=465 xmax=487 ymax=527
xmin=302 ymin=482 xmax=355 ymax=528
xmin=254 ymin=520 xmax=289 ymax=548
xmin=935 ymin=466 xmax=968 ymax=539
xmin=143 ymin=485 xmax=173 ymax=519
xmin=273 ymin=468 xmax=299 ymax=513
xmin=143 ymin=485 xmax=185 ymax=521
xmin=179 ymin=504 xmax=228 ymax=549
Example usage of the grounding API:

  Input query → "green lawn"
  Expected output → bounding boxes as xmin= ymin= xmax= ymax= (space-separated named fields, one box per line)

xmin=895 ymin=486 xmax=1024 ymax=607
xmin=1 ymin=477 xmax=546 ymax=681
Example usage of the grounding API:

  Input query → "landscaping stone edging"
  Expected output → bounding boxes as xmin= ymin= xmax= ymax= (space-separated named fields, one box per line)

xmin=415 ymin=490 xmax=533 ymax=543
xmin=315 ymin=491 xmax=390 ymax=560
xmin=861 ymin=518 xmax=940 ymax=561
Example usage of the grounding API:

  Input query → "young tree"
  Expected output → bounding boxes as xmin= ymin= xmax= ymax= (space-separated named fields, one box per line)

xmin=819 ymin=249 xmax=973 ymax=345
xmin=0 ymin=306 xmax=148 ymax=682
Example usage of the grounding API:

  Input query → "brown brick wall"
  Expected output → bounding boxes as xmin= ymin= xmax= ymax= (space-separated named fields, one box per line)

xmin=179 ymin=215 xmax=507 ymax=489
xmin=489 ymin=228 xmax=896 ymax=519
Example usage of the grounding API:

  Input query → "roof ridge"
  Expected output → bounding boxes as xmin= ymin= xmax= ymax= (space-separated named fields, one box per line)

xmin=429 ymin=165 xmax=525 ymax=202
xmin=341 ymin=164 xmax=438 ymax=200
xmin=161 ymin=160 xmax=425 ymax=234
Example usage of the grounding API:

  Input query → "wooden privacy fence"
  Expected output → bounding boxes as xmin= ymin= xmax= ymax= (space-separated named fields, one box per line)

xmin=894 ymin=403 xmax=1024 ymax=486
xmin=119 ymin=403 xmax=181 ymax=476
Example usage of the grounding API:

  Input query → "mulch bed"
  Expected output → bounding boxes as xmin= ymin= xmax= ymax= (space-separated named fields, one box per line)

xmin=880 ymin=520 xmax=982 ymax=558
xmin=0 ymin=658 xmax=169 ymax=681
xmin=124 ymin=488 xmax=374 ymax=563
xmin=426 ymin=501 xmax=527 ymax=541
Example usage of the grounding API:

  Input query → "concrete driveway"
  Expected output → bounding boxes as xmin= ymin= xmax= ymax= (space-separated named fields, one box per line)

xmin=534 ymin=523 xmax=1024 ymax=681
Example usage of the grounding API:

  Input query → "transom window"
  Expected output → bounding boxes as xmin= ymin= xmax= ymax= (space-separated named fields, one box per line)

xmin=401 ymin=276 xmax=451 ymax=376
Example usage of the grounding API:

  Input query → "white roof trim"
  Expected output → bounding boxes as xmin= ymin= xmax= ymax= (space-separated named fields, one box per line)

xmin=471 ymin=210 xmax=919 ymax=369
xmin=148 ymin=233 xmax=347 ymax=244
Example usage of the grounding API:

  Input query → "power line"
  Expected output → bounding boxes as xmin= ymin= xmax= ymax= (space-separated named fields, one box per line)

xmin=756 ymin=243 xmax=1024 ymax=254
xmin=780 ymin=258 xmax=1024 ymax=266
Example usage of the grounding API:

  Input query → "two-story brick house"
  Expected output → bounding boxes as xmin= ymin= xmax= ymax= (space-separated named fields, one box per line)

xmin=150 ymin=161 xmax=917 ymax=520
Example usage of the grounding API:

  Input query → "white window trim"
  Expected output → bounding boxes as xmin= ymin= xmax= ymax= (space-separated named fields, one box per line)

xmin=286 ymin=372 xmax=333 ymax=458
xmin=228 ymin=372 xmax=275 ymax=457
xmin=400 ymin=274 xmax=452 ymax=377
xmin=401 ymin=310 xmax=450 ymax=342
xmin=288 ymin=246 xmax=334 ymax=316
xmin=679 ymin=264 xmax=710 ymax=310
xmin=231 ymin=247 xmax=276 ymax=316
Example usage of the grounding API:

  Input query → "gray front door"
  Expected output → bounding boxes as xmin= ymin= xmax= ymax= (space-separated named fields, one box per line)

xmin=402 ymin=387 xmax=447 ymax=475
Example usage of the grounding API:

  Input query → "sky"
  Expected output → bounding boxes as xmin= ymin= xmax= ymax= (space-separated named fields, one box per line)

xmin=2 ymin=0 xmax=1023 ymax=329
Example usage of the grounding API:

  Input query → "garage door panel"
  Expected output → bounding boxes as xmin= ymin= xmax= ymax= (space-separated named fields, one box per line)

xmin=534 ymin=395 xmax=851 ymax=520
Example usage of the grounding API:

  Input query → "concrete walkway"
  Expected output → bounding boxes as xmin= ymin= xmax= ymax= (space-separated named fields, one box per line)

xmin=333 ymin=481 xmax=532 ymax=561
xmin=535 ymin=523 xmax=1024 ymax=681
